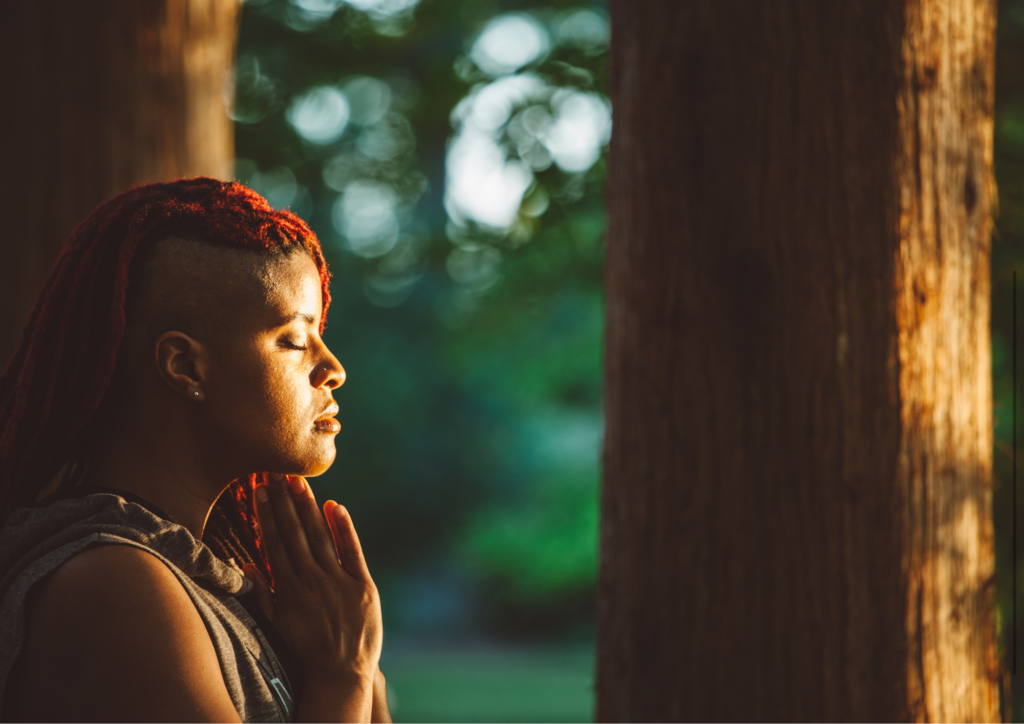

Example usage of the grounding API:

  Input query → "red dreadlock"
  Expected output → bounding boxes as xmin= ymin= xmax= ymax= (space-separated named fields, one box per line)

xmin=0 ymin=177 xmax=332 ymax=585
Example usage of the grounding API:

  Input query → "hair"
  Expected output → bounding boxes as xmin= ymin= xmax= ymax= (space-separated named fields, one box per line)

xmin=0 ymin=177 xmax=332 ymax=585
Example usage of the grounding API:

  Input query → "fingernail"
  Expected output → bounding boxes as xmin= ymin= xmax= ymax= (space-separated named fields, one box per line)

xmin=288 ymin=476 xmax=305 ymax=496
xmin=256 ymin=486 xmax=269 ymax=503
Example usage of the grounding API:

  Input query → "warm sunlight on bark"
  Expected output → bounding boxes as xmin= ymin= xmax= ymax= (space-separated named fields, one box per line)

xmin=896 ymin=2 xmax=998 ymax=721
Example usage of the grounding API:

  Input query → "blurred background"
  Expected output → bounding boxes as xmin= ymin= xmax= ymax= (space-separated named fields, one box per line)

xmin=231 ymin=0 xmax=1024 ymax=718
xmin=227 ymin=0 xmax=607 ymax=720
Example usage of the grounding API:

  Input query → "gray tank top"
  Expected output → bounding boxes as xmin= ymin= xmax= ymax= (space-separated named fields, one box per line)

xmin=0 ymin=490 xmax=298 ymax=722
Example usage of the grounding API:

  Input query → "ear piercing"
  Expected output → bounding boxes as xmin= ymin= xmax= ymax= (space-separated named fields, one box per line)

xmin=193 ymin=391 xmax=200 ymax=397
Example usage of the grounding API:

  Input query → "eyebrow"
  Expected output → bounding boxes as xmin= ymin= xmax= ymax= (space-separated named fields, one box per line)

xmin=281 ymin=312 xmax=316 ymax=325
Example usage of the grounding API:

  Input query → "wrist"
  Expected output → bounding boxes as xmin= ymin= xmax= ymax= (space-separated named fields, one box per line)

xmin=299 ymin=668 xmax=374 ymax=723
xmin=306 ymin=664 xmax=376 ymax=691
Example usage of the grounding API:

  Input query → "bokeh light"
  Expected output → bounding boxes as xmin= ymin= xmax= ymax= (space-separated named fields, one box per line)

xmin=446 ymin=134 xmax=534 ymax=230
xmin=346 ymin=0 xmax=421 ymax=16
xmin=343 ymin=76 xmax=393 ymax=125
xmin=232 ymin=1 xmax=609 ymax=718
xmin=287 ymin=86 xmax=350 ymax=144
xmin=228 ymin=55 xmax=278 ymax=124
xmin=444 ymin=71 xmax=609 ymax=233
xmin=544 ymin=90 xmax=612 ymax=172
xmin=554 ymin=9 xmax=609 ymax=54
xmin=332 ymin=180 xmax=401 ymax=257
xmin=470 ymin=14 xmax=550 ymax=77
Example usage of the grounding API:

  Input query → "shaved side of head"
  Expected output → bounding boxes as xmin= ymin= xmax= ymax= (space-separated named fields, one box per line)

xmin=118 ymin=236 xmax=308 ymax=384
xmin=0 ymin=177 xmax=332 ymax=585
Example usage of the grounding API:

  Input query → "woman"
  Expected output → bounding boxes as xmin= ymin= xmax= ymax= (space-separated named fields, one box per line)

xmin=0 ymin=178 xmax=390 ymax=722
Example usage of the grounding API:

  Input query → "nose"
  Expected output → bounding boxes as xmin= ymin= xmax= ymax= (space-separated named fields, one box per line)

xmin=313 ymin=348 xmax=345 ymax=389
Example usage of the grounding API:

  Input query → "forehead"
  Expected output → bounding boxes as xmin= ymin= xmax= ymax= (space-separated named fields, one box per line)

xmin=132 ymin=237 xmax=322 ymax=339
xmin=259 ymin=252 xmax=323 ymax=321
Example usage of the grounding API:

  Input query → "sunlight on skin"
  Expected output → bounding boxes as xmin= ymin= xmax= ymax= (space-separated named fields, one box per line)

xmin=89 ymin=242 xmax=345 ymax=541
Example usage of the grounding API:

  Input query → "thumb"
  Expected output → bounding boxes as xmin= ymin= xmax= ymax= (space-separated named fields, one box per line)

xmin=243 ymin=561 xmax=276 ymax=621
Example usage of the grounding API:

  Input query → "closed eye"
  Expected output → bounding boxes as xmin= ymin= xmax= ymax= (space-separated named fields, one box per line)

xmin=281 ymin=340 xmax=308 ymax=351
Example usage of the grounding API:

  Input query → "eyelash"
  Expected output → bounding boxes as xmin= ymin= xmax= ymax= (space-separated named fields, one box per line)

xmin=282 ymin=340 xmax=308 ymax=351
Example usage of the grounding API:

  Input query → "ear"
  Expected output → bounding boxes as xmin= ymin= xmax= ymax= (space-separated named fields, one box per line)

xmin=153 ymin=331 xmax=208 ymax=401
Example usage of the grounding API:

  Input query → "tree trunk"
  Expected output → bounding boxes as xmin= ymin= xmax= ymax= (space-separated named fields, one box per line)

xmin=598 ymin=1 xmax=999 ymax=721
xmin=0 ymin=0 xmax=239 ymax=368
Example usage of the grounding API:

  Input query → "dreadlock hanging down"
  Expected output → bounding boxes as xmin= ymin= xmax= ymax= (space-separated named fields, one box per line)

xmin=0 ymin=177 xmax=332 ymax=584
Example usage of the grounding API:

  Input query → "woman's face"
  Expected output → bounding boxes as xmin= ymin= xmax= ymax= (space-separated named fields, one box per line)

xmin=201 ymin=251 xmax=345 ymax=478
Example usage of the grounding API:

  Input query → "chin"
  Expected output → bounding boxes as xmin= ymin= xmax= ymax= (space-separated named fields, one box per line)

xmin=294 ymin=444 xmax=337 ymax=478
xmin=298 ymin=463 xmax=333 ymax=478
xmin=256 ymin=434 xmax=336 ymax=478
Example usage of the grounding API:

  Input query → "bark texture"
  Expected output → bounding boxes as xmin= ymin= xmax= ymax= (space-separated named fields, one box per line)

xmin=598 ymin=1 xmax=999 ymax=720
xmin=0 ymin=0 xmax=240 ymax=368
xmin=896 ymin=3 xmax=1000 ymax=721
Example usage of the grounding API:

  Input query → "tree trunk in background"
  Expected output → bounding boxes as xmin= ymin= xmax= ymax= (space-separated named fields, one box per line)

xmin=0 ymin=0 xmax=240 ymax=368
xmin=599 ymin=1 xmax=999 ymax=720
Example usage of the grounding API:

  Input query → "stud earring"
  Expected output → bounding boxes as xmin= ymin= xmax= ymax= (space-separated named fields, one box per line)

xmin=193 ymin=391 xmax=200 ymax=397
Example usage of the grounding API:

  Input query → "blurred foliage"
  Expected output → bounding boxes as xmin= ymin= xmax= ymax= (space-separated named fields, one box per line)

xmin=233 ymin=0 xmax=607 ymax=642
xmin=993 ymin=1 xmax=1024 ymax=719
xmin=381 ymin=645 xmax=595 ymax=722
xmin=230 ymin=4 xmax=1024 ymax=712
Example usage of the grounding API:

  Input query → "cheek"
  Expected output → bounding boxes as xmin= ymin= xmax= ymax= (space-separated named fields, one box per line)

xmin=213 ymin=356 xmax=311 ymax=454
xmin=251 ymin=361 xmax=311 ymax=436
xmin=206 ymin=347 xmax=336 ymax=474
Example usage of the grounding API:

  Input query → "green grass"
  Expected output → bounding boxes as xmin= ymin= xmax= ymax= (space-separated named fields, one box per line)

xmin=381 ymin=644 xmax=595 ymax=723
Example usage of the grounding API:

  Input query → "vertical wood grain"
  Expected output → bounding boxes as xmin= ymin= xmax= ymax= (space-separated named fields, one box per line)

xmin=599 ymin=0 xmax=998 ymax=719
xmin=0 ymin=0 xmax=240 ymax=369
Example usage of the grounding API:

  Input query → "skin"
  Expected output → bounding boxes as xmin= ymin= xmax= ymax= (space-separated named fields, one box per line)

xmin=3 ymin=240 xmax=390 ymax=723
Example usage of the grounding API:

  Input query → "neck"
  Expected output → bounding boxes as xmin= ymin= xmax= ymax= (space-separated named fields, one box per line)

xmin=86 ymin=406 xmax=234 ymax=540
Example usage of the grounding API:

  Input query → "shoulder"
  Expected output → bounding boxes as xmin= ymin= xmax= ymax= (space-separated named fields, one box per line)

xmin=9 ymin=544 xmax=242 ymax=722
xmin=38 ymin=542 xmax=188 ymax=606
xmin=30 ymin=544 xmax=205 ymax=643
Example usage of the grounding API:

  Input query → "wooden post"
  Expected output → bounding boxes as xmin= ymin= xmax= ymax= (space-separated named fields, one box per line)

xmin=599 ymin=1 xmax=999 ymax=719
xmin=0 ymin=0 xmax=240 ymax=368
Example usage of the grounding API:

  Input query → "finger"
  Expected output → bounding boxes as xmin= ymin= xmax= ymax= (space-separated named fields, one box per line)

xmin=324 ymin=499 xmax=342 ymax=561
xmin=333 ymin=505 xmax=373 ymax=582
xmin=288 ymin=476 xmax=344 ymax=572
xmin=266 ymin=472 xmax=315 ymax=568
xmin=242 ymin=561 xmax=276 ymax=620
xmin=253 ymin=480 xmax=296 ymax=582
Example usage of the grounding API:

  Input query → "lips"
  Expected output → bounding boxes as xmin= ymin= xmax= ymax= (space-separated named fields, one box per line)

xmin=314 ymin=402 xmax=341 ymax=433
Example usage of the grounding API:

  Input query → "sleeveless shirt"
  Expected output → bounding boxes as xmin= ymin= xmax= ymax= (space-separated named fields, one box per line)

xmin=0 ymin=490 xmax=299 ymax=722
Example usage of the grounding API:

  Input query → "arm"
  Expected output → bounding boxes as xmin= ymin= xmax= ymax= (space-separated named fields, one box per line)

xmin=15 ymin=544 xmax=242 ymax=723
